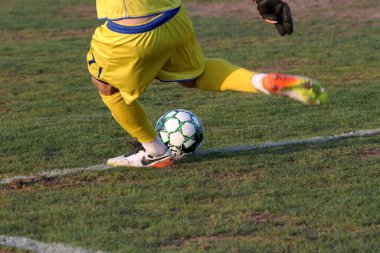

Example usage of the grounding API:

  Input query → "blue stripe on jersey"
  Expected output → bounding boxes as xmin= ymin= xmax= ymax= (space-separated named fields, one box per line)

xmin=106 ymin=6 xmax=180 ymax=34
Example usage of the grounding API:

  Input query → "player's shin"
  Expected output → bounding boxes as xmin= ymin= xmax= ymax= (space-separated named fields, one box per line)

xmin=100 ymin=92 xmax=157 ymax=142
xmin=100 ymin=92 xmax=173 ymax=168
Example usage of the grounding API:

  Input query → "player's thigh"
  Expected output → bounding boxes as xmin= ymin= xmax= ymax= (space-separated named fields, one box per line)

xmin=87 ymin=26 xmax=169 ymax=104
xmin=156 ymin=6 xmax=205 ymax=83
xmin=91 ymin=77 xmax=119 ymax=95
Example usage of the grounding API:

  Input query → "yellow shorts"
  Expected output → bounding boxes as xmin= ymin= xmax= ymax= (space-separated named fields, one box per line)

xmin=87 ymin=6 xmax=205 ymax=104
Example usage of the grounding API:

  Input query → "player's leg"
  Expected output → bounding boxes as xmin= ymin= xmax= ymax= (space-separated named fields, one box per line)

xmin=91 ymin=77 xmax=156 ymax=142
xmin=158 ymin=6 xmax=327 ymax=106
xmin=92 ymin=9 xmax=202 ymax=168
xmin=101 ymin=92 xmax=173 ymax=168
xmin=87 ymin=19 xmax=175 ymax=168
xmin=91 ymin=77 xmax=173 ymax=168
xmin=183 ymin=59 xmax=328 ymax=106
xmin=91 ymin=76 xmax=119 ymax=95
xmin=186 ymin=58 xmax=258 ymax=93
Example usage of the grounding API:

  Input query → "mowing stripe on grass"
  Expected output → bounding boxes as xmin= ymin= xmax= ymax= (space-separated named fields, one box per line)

xmin=0 ymin=235 xmax=106 ymax=253
xmin=1 ymin=128 xmax=379 ymax=186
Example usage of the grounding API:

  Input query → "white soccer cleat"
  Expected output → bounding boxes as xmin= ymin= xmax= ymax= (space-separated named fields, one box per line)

xmin=107 ymin=142 xmax=174 ymax=168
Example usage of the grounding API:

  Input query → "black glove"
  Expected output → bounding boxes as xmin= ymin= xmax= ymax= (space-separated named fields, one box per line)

xmin=253 ymin=0 xmax=293 ymax=36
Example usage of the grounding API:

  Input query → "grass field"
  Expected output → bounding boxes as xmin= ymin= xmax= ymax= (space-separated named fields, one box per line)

xmin=1 ymin=0 xmax=380 ymax=252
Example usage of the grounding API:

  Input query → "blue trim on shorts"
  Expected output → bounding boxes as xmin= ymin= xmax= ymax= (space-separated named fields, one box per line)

xmin=107 ymin=7 xmax=180 ymax=34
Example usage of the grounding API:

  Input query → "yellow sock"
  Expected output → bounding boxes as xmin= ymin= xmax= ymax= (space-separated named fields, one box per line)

xmin=195 ymin=58 xmax=258 ymax=93
xmin=100 ymin=92 xmax=157 ymax=142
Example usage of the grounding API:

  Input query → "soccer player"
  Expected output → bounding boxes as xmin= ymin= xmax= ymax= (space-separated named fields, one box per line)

xmin=87 ymin=0 xmax=328 ymax=168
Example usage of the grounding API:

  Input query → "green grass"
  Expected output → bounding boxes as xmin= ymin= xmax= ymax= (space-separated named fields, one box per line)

xmin=0 ymin=245 xmax=33 ymax=253
xmin=1 ymin=0 xmax=380 ymax=252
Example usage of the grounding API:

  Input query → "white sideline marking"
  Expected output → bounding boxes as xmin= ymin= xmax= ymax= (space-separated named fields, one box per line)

xmin=0 ymin=164 xmax=112 ymax=185
xmin=1 ymin=128 xmax=380 ymax=186
xmin=0 ymin=235 xmax=106 ymax=253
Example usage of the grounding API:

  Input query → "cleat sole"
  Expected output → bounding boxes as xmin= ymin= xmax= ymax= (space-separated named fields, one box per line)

xmin=150 ymin=157 xmax=174 ymax=169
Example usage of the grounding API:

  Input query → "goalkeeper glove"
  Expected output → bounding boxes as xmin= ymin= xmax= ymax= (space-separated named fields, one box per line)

xmin=253 ymin=0 xmax=293 ymax=36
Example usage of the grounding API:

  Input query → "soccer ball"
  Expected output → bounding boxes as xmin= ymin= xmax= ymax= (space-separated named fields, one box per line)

xmin=155 ymin=109 xmax=204 ymax=159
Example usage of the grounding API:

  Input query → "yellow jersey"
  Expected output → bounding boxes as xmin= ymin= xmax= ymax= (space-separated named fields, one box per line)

xmin=96 ymin=0 xmax=181 ymax=20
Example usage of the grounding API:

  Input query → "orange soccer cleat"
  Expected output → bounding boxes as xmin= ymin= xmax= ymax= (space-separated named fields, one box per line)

xmin=261 ymin=73 xmax=328 ymax=105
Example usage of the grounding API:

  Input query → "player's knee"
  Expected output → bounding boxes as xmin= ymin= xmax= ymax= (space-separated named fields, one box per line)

xmin=91 ymin=77 xmax=119 ymax=95
xmin=178 ymin=80 xmax=196 ymax=88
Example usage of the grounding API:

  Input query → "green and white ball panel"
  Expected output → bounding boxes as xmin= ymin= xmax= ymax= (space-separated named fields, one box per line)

xmin=183 ymin=138 xmax=196 ymax=149
xmin=155 ymin=109 xmax=204 ymax=159
xmin=181 ymin=122 xmax=196 ymax=137
xmin=159 ymin=131 xmax=170 ymax=143
xmin=175 ymin=111 xmax=192 ymax=122
xmin=169 ymin=132 xmax=185 ymax=147
xmin=165 ymin=110 xmax=177 ymax=118
xmin=164 ymin=118 xmax=180 ymax=132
